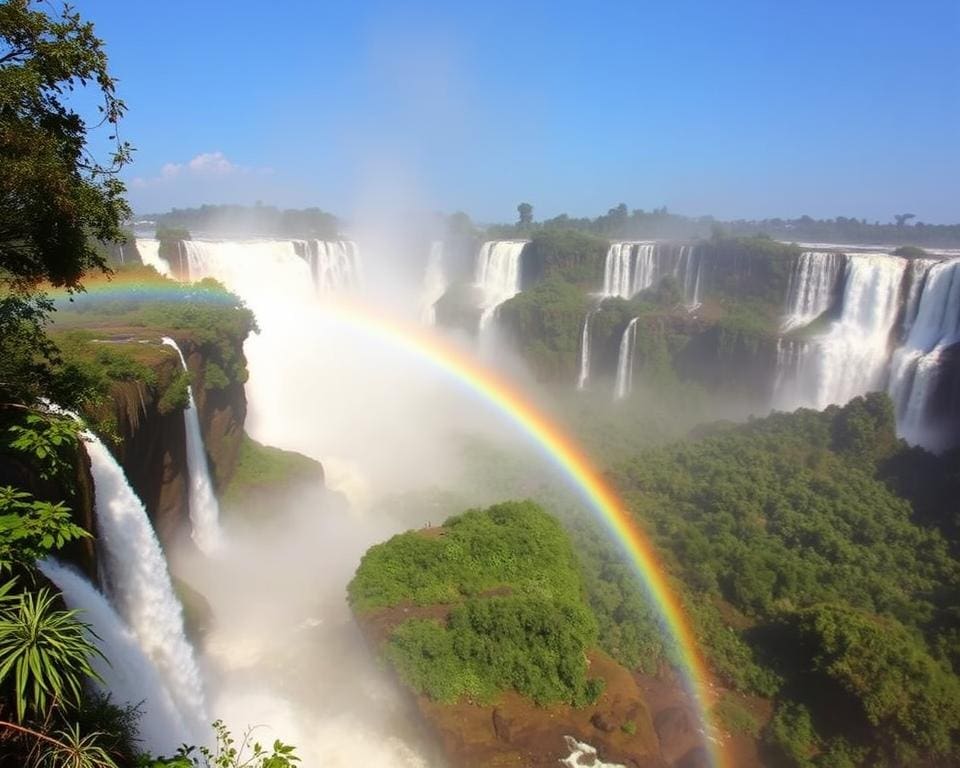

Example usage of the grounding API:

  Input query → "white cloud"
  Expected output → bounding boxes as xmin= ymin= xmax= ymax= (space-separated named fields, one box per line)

xmin=131 ymin=151 xmax=242 ymax=188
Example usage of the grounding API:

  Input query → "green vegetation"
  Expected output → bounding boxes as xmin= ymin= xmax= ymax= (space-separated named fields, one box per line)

xmin=152 ymin=203 xmax=339 ymax=240
xmin=349 ymin=501 xmax=604 ymax=706
xmin=519 ymin=229 xmax=609 ymax=287
xmin=713 ymin=696 xmax=760 ymax=737
xmin=221 ymin=434 xmax=324 ymax=510
xmin=497 ymin=277 xmax=590 ymax=380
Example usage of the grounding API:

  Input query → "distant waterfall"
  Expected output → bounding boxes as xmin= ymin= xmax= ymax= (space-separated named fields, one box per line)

xmin=782 ymin=251 xmax=846 ymax=331
xmin=84 ymin=431 xmax=207 ymax=740
xmin=160 ymin=337 xmax=223 ymax=555
xmin=137 ymin=238 xmax=172 ymax=277
xmin=576 ymin=311 xmax=595 ymax=390
xmin=37 ymin=559 xmax=186 ymax=754
xmin=631 ymin=244 xmax=658 ymax=296
xmin=420 ymin=241 xmax=447 ymax=325
xmin=293 ymin=240 xmax=362 ymax=292
xmin=603 ymin=242 xmax=700 ymax=302
xmin=777 ymin=254 xmax=907 ymax=410
xmin=614 ymin=318 xmax=639 ymax=400
xmin=675 ymin=245 xmax=703 ymax=307
xmin=887 ymin=258 xmax=960 ymax=447
xmin=474 ymin=240 xmax=526 ymax=328
xmin=603 ymin=243 xmax=635 ymax=298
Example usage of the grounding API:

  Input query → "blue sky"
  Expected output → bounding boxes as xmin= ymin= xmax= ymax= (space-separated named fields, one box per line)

xmin=75 ymin=0 xmax=959 ymax=223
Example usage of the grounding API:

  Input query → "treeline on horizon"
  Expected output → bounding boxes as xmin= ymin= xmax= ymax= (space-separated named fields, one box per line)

xmin=144 ymin=202 xmax=960 ymax=247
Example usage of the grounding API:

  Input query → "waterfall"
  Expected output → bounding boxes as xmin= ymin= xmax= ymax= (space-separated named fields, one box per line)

xmin=675 ymin=245 xmax=703 ymax=306
xmin=614 ymin=318 xmax=639 ymax=400
xmin=137 ymin=238 xmax=171 ymax=277
xmin=160 ymin=337 xmax=223 ymax=555
xmin=631 ymin=244 xmax=658 ymax=296
xmin=782 ymin=251 xmax=846 ymax=331
xmin=900 ymin=258 xmax=938 ymax=338
xmin=84 ymin=430 xmax=207 ymax=741
xmin=474 ymin=240 xmax=526 ymax=328
xmin=420 ymin=241 xmax=447 ymax=325
xmin=293 ymin=240 xmax=362 ymax=293
xmin=576 ymin=310 xmax=595 ymax=390
xmin=603 ymin=242 xmax=634 ymax=298
xmin=37 ymin=559 xmax=186 ymax=755
xmin=887 ymin=258 xmax=960 ymax=447
xmin=774 ymin=253 xmax=907 ymax=411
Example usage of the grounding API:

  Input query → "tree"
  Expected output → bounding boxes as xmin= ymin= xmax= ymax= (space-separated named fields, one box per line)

xmin=517 ymin=202 xmax=533 ymax=227
xmin=894 ymin=213 xmax=916 ymax=227
xmin=1 ymin=0 xmax=132 ymax=403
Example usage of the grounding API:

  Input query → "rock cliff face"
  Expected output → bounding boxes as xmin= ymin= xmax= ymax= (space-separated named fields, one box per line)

xmin=106 ymin=334 xmax=246 ymax=549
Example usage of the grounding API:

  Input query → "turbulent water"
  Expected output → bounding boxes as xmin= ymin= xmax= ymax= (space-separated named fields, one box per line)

xmin=420 ymin=241 xmax=447 ymax=325
xmin=614 ymin=318 xmax=639 ymax=400
xmin=781 ymin=251 xmax=845 ymax=331
xmin=138 ymin=238 xmax=171 ymax=276
xmin=84 ymin=430 xmax=208 ymax=742
xmin=887 ymin=258 xmax=960 ymax=448
xmin=577 ymin=310 xmax=595 ymax=390
xmin=37 ymin=559 xmax=186 ymax=754
xmin=292 ymin=239 xmax=362 ymax=292
xmin=166 ymin=237 xmax=508 ymax=765
xmin=560 ymin=737 xmax=625 ymax=768
xmin=777 ymin=253 xmax=906 ymax=409
xmin=474 ymin=240 xmax=526 ymax=328
xmin=775 ymin=250 xmax=960 ymax=450
xmin=161 ymin=337 xmax=223 ymax=554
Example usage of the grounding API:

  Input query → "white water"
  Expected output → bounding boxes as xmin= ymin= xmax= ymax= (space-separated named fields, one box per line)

xmin=675 ymin=245 xmax=702 ymax=306
xmin=419 ymin=241 xmax=447 ymax=325
xmin=614 ymin=318 xmax=639 ymax=400
xmin=631 ymin=244 xmax=658 ymax=296
xmin=137 ymin=238 xmax=172 ymax=277
xmin=84 ymin=431 xmax=207 ymax=743
xmin=474 ymin=240 xmax=526 ymax=328
xmin=774 ymin=253 xmax=907 ymax=411
xmin=576 ymin=310 xmax=595 ymax=390
xmin=603 ymin=242 xmax=635 ymax=298
xmin=37 ymin=559 xmax=186 ymax=755
xmin=782 ymin=251 xmax=845 ymax=331
xmin=887 ymin=258 xmax=960 ymax=447
xmin=603 ymin=242 xmax=700 ymax=302
xmin=167 ymin=238 xmax=514 ymax=765
xmin=560 ymin=736 xmax=625 ymax=767
xmin=160 ymin=337 xmax=223 ymax=555
xmin=296 ymin=239 xmax=362 ymax=293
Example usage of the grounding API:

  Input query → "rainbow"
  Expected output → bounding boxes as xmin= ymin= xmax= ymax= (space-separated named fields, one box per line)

xmin=51 ymin=272 xmax=725 ymax=766
xmin=324 ymin=298 xmax=724 ymax=768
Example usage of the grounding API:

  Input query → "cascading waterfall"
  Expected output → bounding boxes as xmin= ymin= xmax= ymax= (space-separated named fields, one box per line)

xmin=774 ymin=253 xmax=907 ymax=410
xmin=887 ymin=258 xmax=960 ymax=447
xmin=37 ymin=559 xmax=186 ymax=754
xmin=630 ymin=244 xmax=658 ymax=296
xmin=420 ymin=241 xmax=447 ymax=325
xmin=900 ymin=258 xmax=938 ymax=337
xmin=782 ymin=251 xmax=846 ymax=331
xmin=576 ymin=310 xmax=595 ymax=390
xmin=674 ymin=245 xmax=703 ymax=306
xmin=84 ymin=430 xmax=208 ymax=742
xmin=474 ymin=240 xmax=526 ymax=328
xmin=137 ymin=238 xmax=171 ymax=276
xmin=160 ymin=337 xmax=223 ymax=554
xmin=293 ymin=239 xmax=362 ymax=293
xmin=614 ymin=318 xmax=639 ymax=400
xmin=602 ymin=242 xmax=699 ymax=301
xmin=603 ymin=242 xmax=635 ymax=298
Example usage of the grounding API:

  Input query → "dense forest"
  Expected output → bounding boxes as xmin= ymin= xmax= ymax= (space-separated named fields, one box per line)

xmin=488 ymin=203 xmax=960 ymax=247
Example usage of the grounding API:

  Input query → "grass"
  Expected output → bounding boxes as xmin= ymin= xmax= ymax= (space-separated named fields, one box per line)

xmin=220 ymin=433 xmax=324 ymax=510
